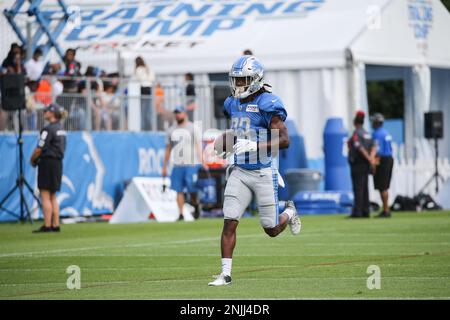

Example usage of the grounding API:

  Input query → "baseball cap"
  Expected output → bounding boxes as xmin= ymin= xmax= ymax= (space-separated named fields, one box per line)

xmin=44 ymin=103 xmax=63 ymax=116
xmin=355 ymin=110 xmax=366 ymax=118
xmin=370 ymin=113 xmax=385 ymax=122
xmin=173 ymin=105 xmax=186 ymax=113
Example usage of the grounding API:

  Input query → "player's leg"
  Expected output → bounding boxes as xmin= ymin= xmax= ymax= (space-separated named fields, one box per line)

xmin=189 ymin=193 xmax=200 ymax=219
xmin=362 ymin=172 xmax=370 ymax=217
xmin=33 ymin=189 xmax=52 ymax=233
xmin=376 ymin=157 xmax=393 ymax=218
xmin=33 ymin=160 xmax=53 ymax=232
xmin=50 ymin=192 xmax=60 ymax=231
xmin=41 ymin=190 xmax=52 ymax=227
xmin=209 ymin=168 xmax=252 ymax=286
xmin=176 ymin=193 xmax=185 ymax=220
xmin=51 ymin=159 xmax=62 ymax=231
xmin=350 ymin=169 xmax=364 ymax=217
xmin=170 ymin=166 xmax=186 ymax=220
xmin=186 ymin=165 xmax=201 ymax=219
xmin=259 ymin=175 xmax=287 ymax=238
xmin=256 ymin=168 xmax=301 ymax=237
xmin=208 ymin=222 xmax=238 ymax=286
xmin=221 ymin=219 xmax=239 ymax=258
xmin=380 ymin=190 xmax=389 ymax=211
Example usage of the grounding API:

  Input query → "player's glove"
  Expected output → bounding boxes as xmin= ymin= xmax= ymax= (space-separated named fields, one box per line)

xmin=277 ymin=170 xmax=286 ymax=188
xmin=233 ymin=139 xmax=257 ymax=155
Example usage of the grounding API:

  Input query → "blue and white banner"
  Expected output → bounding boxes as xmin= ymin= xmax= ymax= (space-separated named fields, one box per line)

xmin=0 ymin=132 xmax=166 ymax=222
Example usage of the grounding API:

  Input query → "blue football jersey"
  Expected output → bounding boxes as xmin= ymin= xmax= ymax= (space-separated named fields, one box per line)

xmin=223 ymin=92 xmax=287 ymax=170
xmin=372 ymin=127 xmax=393 ymax=157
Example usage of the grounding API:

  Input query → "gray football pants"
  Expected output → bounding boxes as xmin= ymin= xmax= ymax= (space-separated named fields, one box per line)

xmin=223 ymin=166 xmax=279 ymax=228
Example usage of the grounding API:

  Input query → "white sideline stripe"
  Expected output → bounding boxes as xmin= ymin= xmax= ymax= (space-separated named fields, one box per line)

xmin=0 ymin=234 xmax=264 ymax=258
xmin=304 ymin=242 xmax=450 ymax=246
xmin=2 ymin=252 xmax=442 ymax=258
xmin=2 ymin=277 xmax=450 ymax=287
xmin=0 ymin=265 xmax=298 ymax=273
xmin=0 ymin=265 xmax=448 ymax=272
xmin=224 ymin=297 xmax=450 ymax=300
xmin=3 ymin=239 xmax=448 ymax=258
xmin=299 ymin=233 xmax=450 ymax=237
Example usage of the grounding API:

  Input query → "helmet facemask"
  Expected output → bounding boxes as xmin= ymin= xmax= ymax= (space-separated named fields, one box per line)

xmin=229 ymin=56 xmax=264 ymax=99
xmin=230 ymin=76 xmax=251 ymax=98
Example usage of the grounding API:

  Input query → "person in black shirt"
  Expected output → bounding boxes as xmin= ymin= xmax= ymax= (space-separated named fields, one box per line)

xmin=1 ymin=43 xmax=25 ymax=75
xmin=185 ymin=72 xmax=196 ymax=121
xmin=30 ymin=103 xmax=67 ymax=233
xmin=347 ymin=110 xmax=376 ymax=218
xmin=62 ymin=48 xmax=81 ymax=93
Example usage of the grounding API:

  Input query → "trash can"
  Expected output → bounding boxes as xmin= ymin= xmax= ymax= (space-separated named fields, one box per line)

xmin=285 ymin=168 xmax=322 ymax=199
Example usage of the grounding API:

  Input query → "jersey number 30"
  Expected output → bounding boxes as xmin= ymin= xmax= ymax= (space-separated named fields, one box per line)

xmin=231 ymin=117 xmax=251 ymax=134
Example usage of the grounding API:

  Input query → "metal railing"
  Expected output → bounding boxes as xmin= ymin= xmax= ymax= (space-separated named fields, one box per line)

xmin=0 ymin=75 xmax=230 ymax=132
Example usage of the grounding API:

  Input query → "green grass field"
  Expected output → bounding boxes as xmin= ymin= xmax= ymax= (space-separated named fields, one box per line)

xmin=0 ymin=212 xmax=449 ymax=300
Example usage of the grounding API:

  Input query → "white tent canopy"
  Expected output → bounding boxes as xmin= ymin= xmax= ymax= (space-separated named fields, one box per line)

xmin=351 ymin=0 xmax=450 ymax=68
xmin=36 ymin=0 xmax=449 ymax=72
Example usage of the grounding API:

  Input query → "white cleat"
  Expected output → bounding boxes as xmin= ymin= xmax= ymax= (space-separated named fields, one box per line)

xmin=285 ymin=200 xmax=301 ymax=235
xmin=208 ymin=273 xmax=232 ymax=286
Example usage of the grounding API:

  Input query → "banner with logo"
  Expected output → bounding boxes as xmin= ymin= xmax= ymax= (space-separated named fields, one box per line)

xmin=0 ymin=132 xmax=166 ymax=222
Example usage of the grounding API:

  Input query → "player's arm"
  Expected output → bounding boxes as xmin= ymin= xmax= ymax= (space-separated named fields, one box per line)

xmin=162 ymin=143 xmax=171 ymax=177
xmin=357 ymin=142 xmax=375 ymax=165
xmin=358 ymin=146 xmax=372 ymax=163
xmin=370 ymin=139 xmax=378 ymax=160
xmin=30 ymin=147 xmax=42 ymax=167
xmin=258 ymin=115 xmax=290 ymax=156
xmin=30 ymin=129 xmax=50 ymax=167
xmin=195 ymin=137 xmax=208 ymax=169
xmin=352 ymin=132 xmax=373 ymax=164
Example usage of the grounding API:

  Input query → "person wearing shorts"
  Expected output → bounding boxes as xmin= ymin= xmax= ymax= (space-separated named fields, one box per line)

xmin=162 ymin=105 xmax=207 ymax=221
xmin=30 ymin=103 xmax=67 ymax=233
xmin=371 ymin=113 xmax=394 ymax=218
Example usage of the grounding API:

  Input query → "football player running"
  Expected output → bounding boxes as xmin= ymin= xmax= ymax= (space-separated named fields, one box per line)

xmin=209 ymin=55 xmax=301 ymax=286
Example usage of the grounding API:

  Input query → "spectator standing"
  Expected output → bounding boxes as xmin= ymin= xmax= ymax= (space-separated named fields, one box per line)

xmin=65 ymin=81 xmax=89 ymax=131
xmin=347 ymin=110 xmax=375 ymax=218
xmin=185 ymin=72 xmax=196 ymax=121
xmin=154 ymin=82 xmax=171 ymax=130
xmin=35 ymin=63 xmax=63 ymax=107
xmin=61 ymin=48 xmax=81 ymax=93
xmin=30 ymin=103 xmax=67 ymax=233
xmin=24 ymin=48 xmax=45 ymax=81
xmin=1 ymin=43 xmax=25 ymax=74
xmin=98 ymin=82 xmax=120 ymax=130
xmin=134 ymin=56 xmax=155 ymax=131
xmin=370 ymin=113 xmax=394 ymax=218
xmin=162 ymin=105 xmax=206 ymax=221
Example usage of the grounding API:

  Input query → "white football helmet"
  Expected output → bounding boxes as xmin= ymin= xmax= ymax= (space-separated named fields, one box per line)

xmin=229 ymin=55 xmax=264 ymax=99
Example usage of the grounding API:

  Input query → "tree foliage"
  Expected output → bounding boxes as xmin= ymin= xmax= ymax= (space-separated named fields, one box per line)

xmin=367 ymin=80 xmax=404 ymax=119
xmin=442 ymin=0 xmax=450 ymax=11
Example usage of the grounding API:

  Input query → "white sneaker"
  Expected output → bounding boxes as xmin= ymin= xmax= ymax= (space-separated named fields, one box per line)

xmin=208 ymin=273 xmax=232 ymax=286
xmin=285 ymin=200 xmax=301 ymax=235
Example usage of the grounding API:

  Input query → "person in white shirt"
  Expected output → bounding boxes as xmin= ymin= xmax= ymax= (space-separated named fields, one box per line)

xmin=134 ymin=56 xmax=156 ymax=131
xmin=24 ymin=48 xmax=45 ymax=81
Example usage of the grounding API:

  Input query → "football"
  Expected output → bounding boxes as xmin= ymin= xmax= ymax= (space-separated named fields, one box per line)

xmin=214 ymin=129 xmax=236 ymax=156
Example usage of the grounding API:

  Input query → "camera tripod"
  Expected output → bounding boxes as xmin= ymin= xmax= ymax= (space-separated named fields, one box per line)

xmin=0 ymin=110 xmax=40 ymax=223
